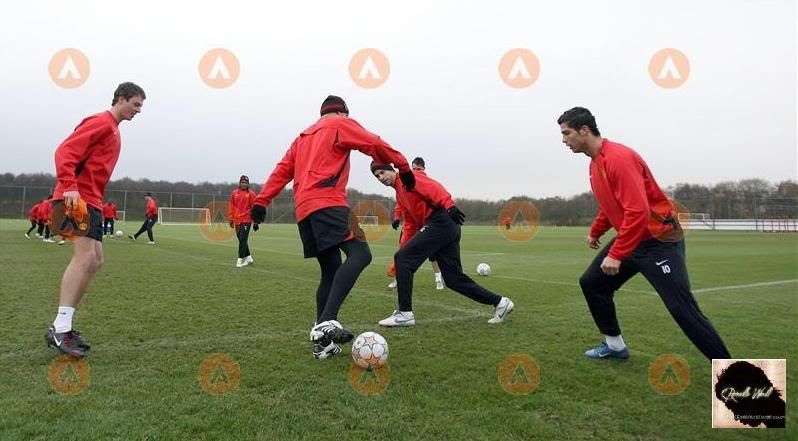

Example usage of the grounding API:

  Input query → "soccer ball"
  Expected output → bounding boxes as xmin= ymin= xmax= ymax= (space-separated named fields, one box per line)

xmin=477 ymin=263 xmax=491 ymax=276
xmin=351 ymin=331 xmax=389 ymax=369
xmin=116 ymin=230 xmax=123 ymax=237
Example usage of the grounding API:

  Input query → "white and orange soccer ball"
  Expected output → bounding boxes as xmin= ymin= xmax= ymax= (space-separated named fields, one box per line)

xmin=351 ymin=331 xmax=389 ymax=369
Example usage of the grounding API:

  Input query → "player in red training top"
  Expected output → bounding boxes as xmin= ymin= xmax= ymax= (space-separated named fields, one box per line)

xmin=102 ymin=200 xmax=119 ymax=239
xmin=228 ymin=175 xmax=257 ymax=268
xmin=370 ymin=161 xmax=514 ymax=327
xmin=386 ymin=157 xmax=445 ymax=290
xmin=25 ymin=200 xmax=42 ymax=239
xmin=46 ymin=82 xmax=145 ymax=357
xmin=557 ymin=106 xmax=730 ymax=361
xmin=250 ymin=95 xmax=414 ymax=360
xmin=130 ymin=193 xmax=158 ymax=244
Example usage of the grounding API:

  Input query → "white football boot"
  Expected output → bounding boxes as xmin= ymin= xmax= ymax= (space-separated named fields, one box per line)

xmin=378 ymin=310 xmax=416 ymax=327
xmin=488 ymin=297 xmax=514 ymax=324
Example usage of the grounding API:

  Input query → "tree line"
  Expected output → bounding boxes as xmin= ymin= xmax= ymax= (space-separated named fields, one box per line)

xmin=1 ymin=173 xmax=795 ymax=224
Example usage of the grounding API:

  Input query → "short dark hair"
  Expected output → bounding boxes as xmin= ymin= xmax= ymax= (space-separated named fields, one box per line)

xmin=557 ymin=107 xmax=600 ymax=136
xmin=112 ymin=82 xmax=146 ymax=105
xmin=411 ymin=157 xmax=425 ymax=168
xmin=144 ymin=192 xmax=152 ymax=197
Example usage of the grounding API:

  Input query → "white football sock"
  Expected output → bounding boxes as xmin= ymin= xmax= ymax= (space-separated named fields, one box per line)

xmin=434 ymin=272 xmax=442 ymax=282
xmin=53 ymin=306 xmax=75 ymax=333
xmin=605 ymin=334 xmax=626 ymax=351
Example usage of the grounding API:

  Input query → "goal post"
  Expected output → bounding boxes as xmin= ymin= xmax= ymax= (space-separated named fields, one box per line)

xmin=158 ymin=207 xmax=211 ymax=225
xmin=357 ymin=215 xmax=381 ymax=229
xmin=116 ymin=210 xmax=126 ymax=224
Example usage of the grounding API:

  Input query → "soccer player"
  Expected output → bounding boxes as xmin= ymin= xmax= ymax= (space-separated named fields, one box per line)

xmin=102 ymin=200 xmax=119 ymax=238
xmin=39 ymin=195 xmax=54 ymax=243
xmin=129 ymin=193 xmax=157 ymax=244
xmin=250 ymin=95 xmax=414 ymax=360
xmin=502 ymin=216 xmax=512 ymax=230
xmin=35 ymin=198 xmax=48 ymax=238
xmin=45 ymin=82 xmax=145 ymax=357
xmin=386 ymin=157 xmax=445 ymax=290
xmin=228 ymin=175 xmax=257 ymax=267
xmin=557 ymin=106 xmax=731 ymax=360
xmin=25 ymin=200 xmax=41 ymax=239
xmin=370 ymin=161 xmax=515 ymax=327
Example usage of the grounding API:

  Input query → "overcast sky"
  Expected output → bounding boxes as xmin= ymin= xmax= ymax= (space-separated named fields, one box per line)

xmin=1 ymin=0 xmax=795 ymax=200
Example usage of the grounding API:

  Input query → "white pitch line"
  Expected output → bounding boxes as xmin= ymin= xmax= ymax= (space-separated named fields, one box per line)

xmin=693 ymin=279 xmax=798 ymax=293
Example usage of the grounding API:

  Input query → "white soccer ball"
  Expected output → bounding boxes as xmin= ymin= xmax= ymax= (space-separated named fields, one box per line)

xmin=477 ymin=263 xmax=491 ymax=276
xmin=116 ymin=230 xmax=123 ymax=237
xmin=351 ymin=331 xmax=389 ymax=369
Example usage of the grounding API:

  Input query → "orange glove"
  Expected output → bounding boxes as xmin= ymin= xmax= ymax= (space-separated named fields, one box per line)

xmin=53 ymin=199 xmax=90 ymax=238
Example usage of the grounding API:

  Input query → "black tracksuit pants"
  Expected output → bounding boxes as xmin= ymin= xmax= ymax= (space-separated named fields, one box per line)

xmin=134 ymin=216 xmax=157 ymax=241
xmin=103 ymin=218 xmax=115 ymax=236
xmin=579 ymin=237 xmax=731 ymax=360
xmin=394 ymin=209 xmax=502 ymax=312
xmin=236 ymin=223 xmax=252 ymax=258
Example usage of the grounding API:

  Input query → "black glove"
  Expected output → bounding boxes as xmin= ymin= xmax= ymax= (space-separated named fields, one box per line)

xmin=391 ymin=219 xmax=400 ymax=230
xmin=251 ymin=204 xmax=266 ymax=224
xmin=447 ymin=206 xmax=465 ymax=225
xmin=253 ymin=223 xmax=259 ymax=231
xmin=399 ymin=170 xmax=416 ymax=191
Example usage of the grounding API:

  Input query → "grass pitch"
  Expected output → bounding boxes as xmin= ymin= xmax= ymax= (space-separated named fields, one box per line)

xmin=0 ymin=219 xmax=795 ymax=440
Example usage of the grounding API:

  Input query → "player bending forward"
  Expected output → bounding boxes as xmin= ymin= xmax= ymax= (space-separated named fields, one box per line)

xmin=250 ymin=95 xmax=414 ymax=359
xmin=370 ymin=161 xmax=514 ymax=326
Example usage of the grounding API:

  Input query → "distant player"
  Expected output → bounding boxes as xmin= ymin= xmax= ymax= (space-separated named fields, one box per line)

xmin=102 ymin=200 xmax=119 ymax=238
xmin=45 ymin=82 xmax=145 ymax=357
xmin=557 ymin=106 xmax=731 ymax=360
xmin=250 ymin=95 xmax=414 ymax=359
xmin=370 ymin=161 xmax=514 ymax=327
xmin=39 ymin=195 xmax=54 ymax=243
xmin=129 ymin=193 xmax=157 ymax=244
xmin=228 ymin=175 xmax=257 ymax=267
xmin=386 ymin=157 xmax=445 ymax=290
xmin=25 ymin=200 xmax=42 ymax=239
xmin=502 ymin=216 xmax=512 ymax=230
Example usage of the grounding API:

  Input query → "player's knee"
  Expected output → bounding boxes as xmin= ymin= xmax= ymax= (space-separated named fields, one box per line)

xmin=578 ymin=272 xmax=599 ymax=292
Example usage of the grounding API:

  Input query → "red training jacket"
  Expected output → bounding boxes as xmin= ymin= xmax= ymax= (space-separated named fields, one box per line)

xmin=145 ymin=197 xmax=158 ymax=218
xmin=254 ymin=116 xmax=410 ymax=222
xmin=103 ymin=203 xmax=118 ymax=219
xmin=53 ymin=111 xmax=122 ymax=209
xmin=588 ymin=139 xmax=675 ymax=261
xmin=28 ymin=203 xmax=41 ymax=220
xmin=38 ymin=200 xmax=53 ymax=224
xmin=228 ymin=188 xmax=257 ymax=225
xmin=393 ymin=170 xmax=456 ymax=230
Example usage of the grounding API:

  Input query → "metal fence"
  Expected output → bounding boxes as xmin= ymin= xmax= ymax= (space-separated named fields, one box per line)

xmin=0 ymin=185 xmax=394 ymax=224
